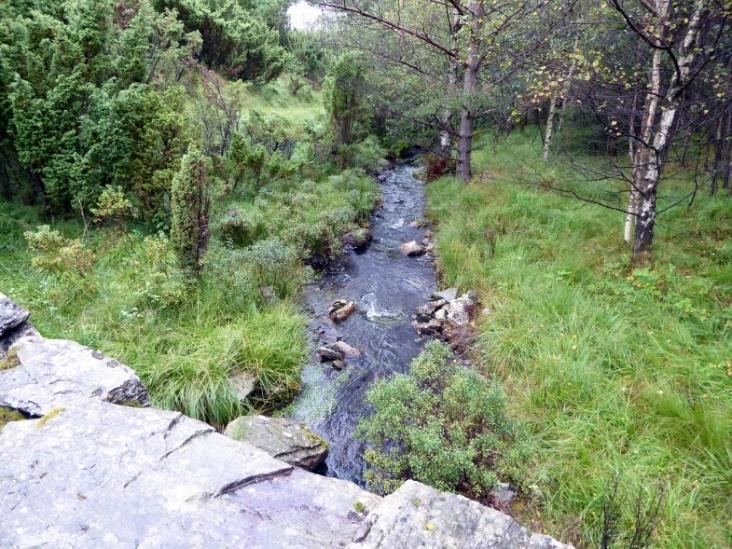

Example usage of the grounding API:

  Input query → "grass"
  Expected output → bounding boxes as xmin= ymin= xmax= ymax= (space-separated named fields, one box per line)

xmin=426 ymin=130 xmax=731 ymax=547
xmin=0 ymin=78 xmax=379 ymax=428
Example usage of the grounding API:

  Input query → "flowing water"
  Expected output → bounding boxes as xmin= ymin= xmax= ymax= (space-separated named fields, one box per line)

xmin=289 ymin=163 xmax=437 ymax=485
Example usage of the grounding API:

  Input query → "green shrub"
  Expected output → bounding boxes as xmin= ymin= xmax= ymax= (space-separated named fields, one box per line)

xmin=358 ymin=341 xmax=527 ymax=498
xmin=24 ymin=225 xmax=94 ymax=276
xmin=133 ymin=235 xmax=186 ymax=310
xmin=240 ymin=238 xmax=304 ymax=299
xmin=90 ymin=185 xmax=136 ymax=229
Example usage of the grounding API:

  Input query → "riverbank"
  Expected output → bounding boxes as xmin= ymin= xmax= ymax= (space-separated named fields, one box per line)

xmin=426 ymin=132 xmax=731 ymax=547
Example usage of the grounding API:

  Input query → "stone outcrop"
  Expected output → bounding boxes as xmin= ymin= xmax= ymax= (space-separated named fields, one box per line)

xmin=413 ymin=287 xmax=478 ymax=337
xmin=0 ymin=294 xmax=570 ymax=548
xmin=225 ymin=415 xmax=328 ymax=470
xmin=0 ymin=293 xmax=36 ymax=352
xmin=350 ymin=480 xmax=569 ymax=548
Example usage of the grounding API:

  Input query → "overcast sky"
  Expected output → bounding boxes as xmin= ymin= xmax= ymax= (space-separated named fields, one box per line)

xmin=287 ymin=1 xmax=322 ymax=31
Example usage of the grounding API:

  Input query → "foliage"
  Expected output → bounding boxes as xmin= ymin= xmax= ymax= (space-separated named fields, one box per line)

xmin=0 ymin=0 xmax=195 ymax=215
xmin=90 ymin=185 xmax=136 ymax=228
xmin=359 ymin=341 xmax=527 ymax=499
xmin=427 ymin=132 xmax=732 ymax=547
xmin=324 ymin=53 xmax=372 ymax=166
xmin=170 ymin=148 xmax=209 ymax=276
xmin=24 ymin=225 xmax=94 ymax=276
xmin=154 ymin=0 xmax=289 ymax=83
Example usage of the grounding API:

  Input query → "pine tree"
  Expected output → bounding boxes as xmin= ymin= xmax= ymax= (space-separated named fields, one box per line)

xmin=170 ymin=148 xmax=209 ymax=277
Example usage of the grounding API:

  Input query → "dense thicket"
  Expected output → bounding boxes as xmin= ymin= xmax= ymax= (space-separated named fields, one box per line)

xmin=0 ymin=0 xmax=292 ymax=221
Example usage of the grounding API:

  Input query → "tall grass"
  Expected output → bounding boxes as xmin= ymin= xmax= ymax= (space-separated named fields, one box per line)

xmin=427 ymin=131 xmax=731 ymax=547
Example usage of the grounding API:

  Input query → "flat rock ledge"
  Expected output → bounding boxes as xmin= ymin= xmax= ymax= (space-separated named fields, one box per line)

xmin=0 ymin=295 xmax=570 ymax=548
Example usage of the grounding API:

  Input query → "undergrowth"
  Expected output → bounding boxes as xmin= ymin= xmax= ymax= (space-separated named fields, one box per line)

xmin=0 ymin=78 xmax=379 ymax=427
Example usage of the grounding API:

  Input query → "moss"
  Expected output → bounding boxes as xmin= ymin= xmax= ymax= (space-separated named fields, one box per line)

xmin=36 ymin=406 xmax=64 ymax=428
xmin=0 ymin=407 xmax=26 ymax=430
xmin=0 ymin=348 xmax=20 ymax=371
xmin=353 ymin=500 xmax=366 ymax=514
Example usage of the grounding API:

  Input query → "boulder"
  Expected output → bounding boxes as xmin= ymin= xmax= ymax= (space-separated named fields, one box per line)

xmin=225 ymin=415 xmax=328 ymax=471
xmin=341 ymin=228 xmax=372 ymax=253
xmin=431 ymin=287 xmax=458 ymax=301
xmin=350 ymin=480 xmax=570 ymax=548
xmin=445 ymin=298 xmax=470 ymax=327
xmin=331 ymin=340 xmax=361 ymax=358
xmin=329 ymin=300 xmax=357 ymax=322
xmin=230 ymin=371 xmax=256 ymax=402
xmin=318 ymin=346 xmax=346 ymax=362
xmin=412 ymin=318 xmax=443 ymax=335
xmin=0 ymin=400 xmax=380 ymax=547
xmin=332 ymin=359 xmax=346 ymax=371
xmin=399 ymin=241 xmax=425 ymax=257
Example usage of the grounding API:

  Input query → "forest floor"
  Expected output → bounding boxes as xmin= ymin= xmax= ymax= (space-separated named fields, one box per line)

xmin=426 ymin=131 xmax=731 ymax=548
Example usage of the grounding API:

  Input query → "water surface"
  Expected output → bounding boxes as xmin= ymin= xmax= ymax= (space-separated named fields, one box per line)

xmin=289 ymin=164 xmax=436 ymax=484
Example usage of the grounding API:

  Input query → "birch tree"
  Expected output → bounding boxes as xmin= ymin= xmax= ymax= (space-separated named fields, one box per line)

xmin=313 ymin=0 xmax=543 ymax=181
xmin=613 ymin=0 xmax=710 ymax=259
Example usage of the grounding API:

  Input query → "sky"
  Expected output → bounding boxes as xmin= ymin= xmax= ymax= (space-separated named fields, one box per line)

xmin=287 ymin=1 xmax=323 ymax=31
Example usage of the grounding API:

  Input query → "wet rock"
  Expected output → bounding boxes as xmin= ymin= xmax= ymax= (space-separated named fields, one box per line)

xmin=225 ymin=415 xmax=328 ymax=471
xmin=341 ymin=228 xmax=372 ymax=253
xmin=412 ymin=318 xmax=443 ymax=335
xmin=230 ymin=371 xmax=256 ymax=402
xmin=423 ymin=299 xmax=447 ymax=315
xmin=350 ymin=480 xmax=570 ymax=548
xmin=329 ymin=300 xmax=357 ymax=322
xmin=399 ymin=240 xmax=425 ymax=257
xmin=331 ymin=359 xmax=346 ymax=371
xmin=431 ymin=287 xmax=458 ymax=301
xmin=414 ymin=311 xmax=433 ymax=323
xmin=318 ymin=346 xmax=345 ymax=362
xmin=331 ymin=340 xmax=361 ymax=358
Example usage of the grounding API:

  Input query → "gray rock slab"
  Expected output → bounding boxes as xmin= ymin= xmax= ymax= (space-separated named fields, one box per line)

xmin=0 ymin=335 xmax=149 ymax=415
xmin=432 ymin=287 xmax=458 ymax=301
xmin=349 ymin=480 xmax=571 ymax=549
xmin=0 ymin=401 xmax=378 ymax=548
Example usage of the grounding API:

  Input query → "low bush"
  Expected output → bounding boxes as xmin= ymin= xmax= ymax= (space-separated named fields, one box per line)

xmin=358 ymin=341 xmax=527 ymax=499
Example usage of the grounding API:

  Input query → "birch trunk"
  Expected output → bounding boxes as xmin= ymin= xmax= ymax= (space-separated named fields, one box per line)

xmin=543 ymin=95 xmax=558 ymax=162
xmin=632 ymin=0 xmax=705 ymax=258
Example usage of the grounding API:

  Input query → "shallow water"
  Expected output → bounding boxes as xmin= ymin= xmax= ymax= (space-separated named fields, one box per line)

xmin=289 ymin=164 xmax=436 ymax=485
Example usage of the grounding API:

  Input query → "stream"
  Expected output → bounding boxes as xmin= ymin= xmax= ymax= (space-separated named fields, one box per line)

xmin=289 ymin=163 xmax=437 ymax=485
